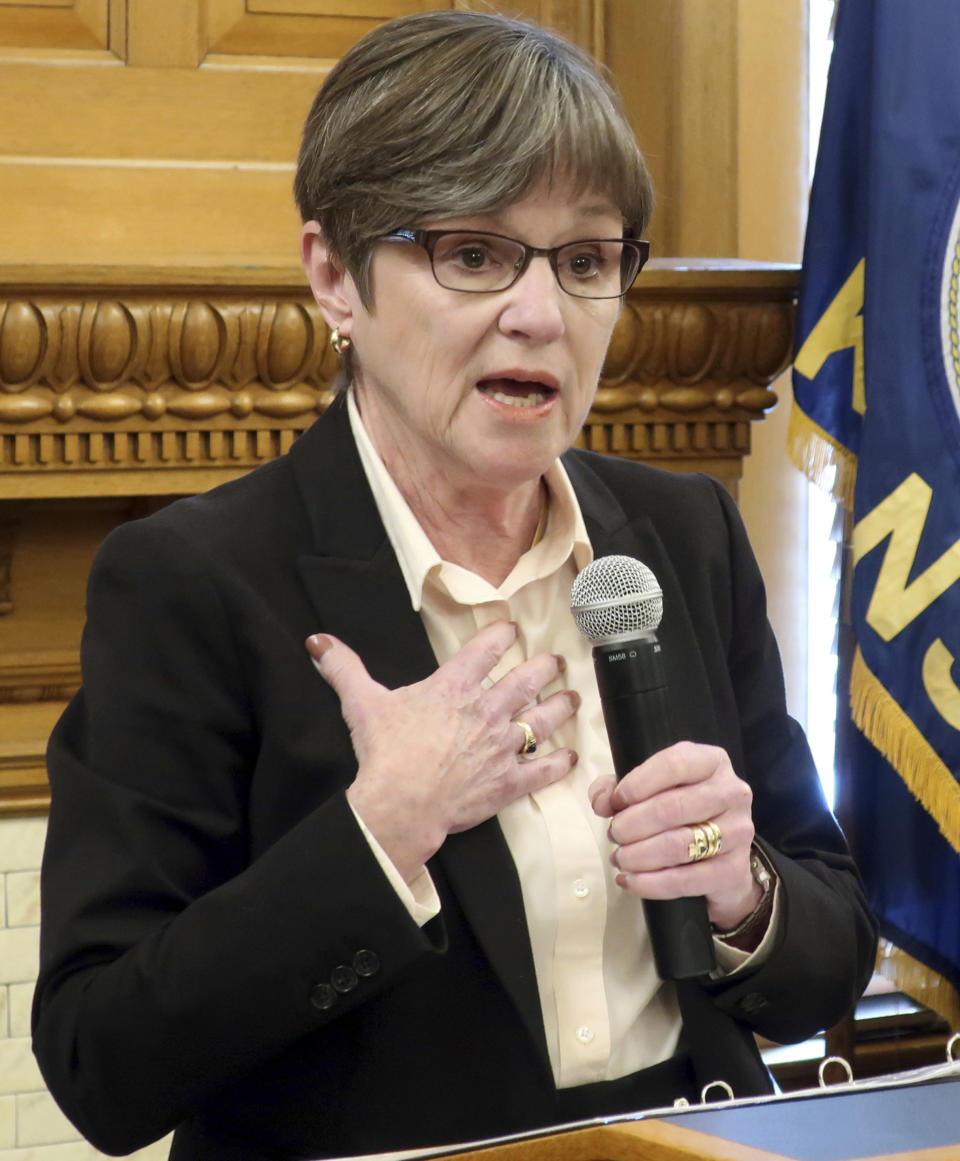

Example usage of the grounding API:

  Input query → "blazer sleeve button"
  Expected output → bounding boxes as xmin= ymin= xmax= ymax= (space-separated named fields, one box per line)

xmin=310 ymin=983 xmax=338 ymax=1011
xmin=353 ymin=949 xmax=381 ymax=978
xmin=331 ymin=964 xmax=359 ymax=993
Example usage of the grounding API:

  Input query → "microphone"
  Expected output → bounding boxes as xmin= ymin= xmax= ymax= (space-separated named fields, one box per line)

xmin=571 ymin=555 xmax=716 ymax=980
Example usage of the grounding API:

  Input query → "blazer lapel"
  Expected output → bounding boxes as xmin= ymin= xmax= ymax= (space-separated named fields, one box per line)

xmin=290 ymin=400 xmax=436 ymax=689
xmin=566 ymin=452 xmax=773 ymax=1095
xmin=288 ymin=403 xmax=551 ymax=1069
xmin=436 ymin=825 xmax=551 ymax=1069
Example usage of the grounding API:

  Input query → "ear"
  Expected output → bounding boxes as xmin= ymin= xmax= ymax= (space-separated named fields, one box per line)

xmin=301 ymin=221 xmax=355 ymax=337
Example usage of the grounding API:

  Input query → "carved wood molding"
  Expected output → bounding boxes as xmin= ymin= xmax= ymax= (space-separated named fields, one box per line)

xmin=0 ymin=262 xmax=797 ymax=484
xmin=0 ymin=294 xmax=336 ymax=478
xmin=0 ymin=516 xmax=14 ymax=615
xmin=0 ymin=652 xmax=80 ymax=704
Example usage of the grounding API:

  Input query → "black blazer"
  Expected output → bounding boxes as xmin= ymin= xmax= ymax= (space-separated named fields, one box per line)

xmin=34 ymin=398 xmax=876 ymax=1160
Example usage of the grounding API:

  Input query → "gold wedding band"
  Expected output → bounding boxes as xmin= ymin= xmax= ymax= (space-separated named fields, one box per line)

xmin=688 ymin=820 xmax=723 ymax=862
xmin=515 ymin=719 xmax=538 ymax=757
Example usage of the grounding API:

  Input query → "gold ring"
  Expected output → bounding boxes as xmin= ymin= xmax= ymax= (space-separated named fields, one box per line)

xmin=515 ymin=719 xmax=538 ymax=757
xmin=688 ymin=820 xmax=723 ymax=862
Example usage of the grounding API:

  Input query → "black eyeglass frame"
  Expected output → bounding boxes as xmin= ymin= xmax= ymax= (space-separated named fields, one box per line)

xmin=381 ymin=228 xmax=650 ymax=300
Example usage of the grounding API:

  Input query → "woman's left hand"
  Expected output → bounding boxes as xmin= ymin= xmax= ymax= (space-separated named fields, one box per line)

xmin=589 ymin=741 xmax=762 ymax=931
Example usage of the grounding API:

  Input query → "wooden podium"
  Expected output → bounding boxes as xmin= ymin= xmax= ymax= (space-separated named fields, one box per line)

xmin=425 ymin=1119 xmax=817 ymax=1161
xmin=392 ymin=1071 xmax=960 ymax=1161
xmin=440 ymin=1117 xmax=958 ymax=1161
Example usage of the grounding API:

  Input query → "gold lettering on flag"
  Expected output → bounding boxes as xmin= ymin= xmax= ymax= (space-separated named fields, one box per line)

xmin=853 ymin=472 xmax=960 ymax=640
xmin=794 ymin=258 xmax=866 ymax=413
xmin=922 ymin=639 xmax=960 ymax=731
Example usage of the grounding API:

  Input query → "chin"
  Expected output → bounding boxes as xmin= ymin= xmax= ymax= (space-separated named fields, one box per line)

xmin=463 ymin=426 xmax=571 ymax=489
xmin=476 ymin=456 xmax=552 ymax=493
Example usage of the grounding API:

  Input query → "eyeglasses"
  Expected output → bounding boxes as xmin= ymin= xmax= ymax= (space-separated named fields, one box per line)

xmin=380 ymin=229 xmax=649 ymax=299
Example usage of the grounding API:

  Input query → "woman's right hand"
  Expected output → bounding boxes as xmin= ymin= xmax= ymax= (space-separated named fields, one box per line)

xmin=306 ymin=621 xmax=578 ymax=882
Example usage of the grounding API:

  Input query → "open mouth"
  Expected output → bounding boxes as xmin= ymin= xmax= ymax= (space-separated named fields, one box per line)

xmin=477 ymin=377 xmax=558 ymax=409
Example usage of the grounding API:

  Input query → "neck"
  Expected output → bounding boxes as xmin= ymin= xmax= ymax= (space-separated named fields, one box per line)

xmin=412 ymin=476 xmax=547 ymax=586
xmin=352 ymin=387 xmax=549 ymax=585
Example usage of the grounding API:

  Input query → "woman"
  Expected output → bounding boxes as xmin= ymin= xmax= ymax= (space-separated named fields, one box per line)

xmin=34 ymin=11 xmax=876 ymax=1160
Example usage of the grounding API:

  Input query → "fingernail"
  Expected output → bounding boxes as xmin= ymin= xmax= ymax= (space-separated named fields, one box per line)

xmin=554 ymin=653 xmax=567 ymax=672
xmin=306 ymin=633 xmax=333 ymax=660
xmin=569 ymin=749 xmax=579 ymax=767
xmin=567 ymin=690 xmax=581 ymax=710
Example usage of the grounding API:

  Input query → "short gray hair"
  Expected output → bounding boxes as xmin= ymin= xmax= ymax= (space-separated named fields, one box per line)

xmin=294 ymin=9 xmax=653 ymax=306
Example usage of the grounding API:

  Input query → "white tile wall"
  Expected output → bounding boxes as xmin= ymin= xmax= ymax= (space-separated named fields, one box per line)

xmin=0 ymin=817 xmax=170 ymax=1161
xmin=15 ymin=1095 xmax=76 ymax=1149
xmin=0 ymin=820 xmax=46 ymax=873
xmin=7 ymin=989 xmax=30 ymax=1042
xmin=0 ymin=1098 xmax=13 ymax=1150
xmin=5 ymin=877 xmax=40 ymax=930
xmin=0 ymin=931 xmax=40 ymax=991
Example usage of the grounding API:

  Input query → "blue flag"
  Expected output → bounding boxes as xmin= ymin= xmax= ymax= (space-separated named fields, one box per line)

xmin=791 ymin=0 xmax=960 ymax=1029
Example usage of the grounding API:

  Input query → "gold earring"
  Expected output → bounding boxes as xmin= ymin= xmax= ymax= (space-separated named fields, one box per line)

xmin=330 ymin=327 xmax=351 ymax=356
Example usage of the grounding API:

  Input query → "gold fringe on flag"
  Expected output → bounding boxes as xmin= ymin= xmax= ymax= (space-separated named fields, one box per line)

xmin=786 ymin=401 xmax=857 ymax=509
xmin=876 ymin=938 xmax=960 ymax=1032
xmin=850 ymin=647 xmax=960 ymax=856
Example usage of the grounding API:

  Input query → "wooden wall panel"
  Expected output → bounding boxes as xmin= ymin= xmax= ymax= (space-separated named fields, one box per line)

xmin=0 ymin=0 xmax=108 ymax=52
xmin=0 ymin=0 xmax=741 ymax=279
xmin=609 ymin=0 xmax=739 ymax=259
xmin=204 ymin=0 xmax=440 ymax=62
xmin=126 ymin=0 xmax=204 ymax=67
xmin=0 ymin=18 xmax=324 ymax=272
xmin=247 ymin=1 xmax=438 ymax=12
xmin=503 ymin=0 xmax=603 ymax=56
xmin=204 ymin=1 xmax=601 ymax=63
xmin=0 ymin=162 xmax=302 ymax=271
xmin=0 ymin=0 xmax=606 ymax=277
xmin=0 ymin=63 xmax=314 ymax=161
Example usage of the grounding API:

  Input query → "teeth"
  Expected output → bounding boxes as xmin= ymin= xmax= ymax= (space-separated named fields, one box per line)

xmin=486 ymin=389 xmax=546 ymax=408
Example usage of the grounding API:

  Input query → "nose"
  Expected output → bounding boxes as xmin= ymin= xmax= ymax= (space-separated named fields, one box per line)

xmin=497 ymin=255 xmax=566 ymax=342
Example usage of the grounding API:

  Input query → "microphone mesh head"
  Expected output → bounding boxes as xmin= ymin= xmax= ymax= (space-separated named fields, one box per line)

xmin=570 ymin=555 xmax=663 ymax=643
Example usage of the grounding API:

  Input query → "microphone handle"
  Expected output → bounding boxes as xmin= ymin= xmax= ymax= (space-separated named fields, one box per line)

xmin=593 ymin=639 xmax=716 ymax=980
